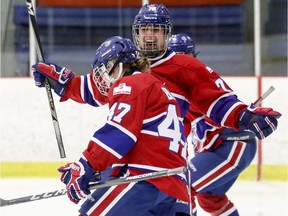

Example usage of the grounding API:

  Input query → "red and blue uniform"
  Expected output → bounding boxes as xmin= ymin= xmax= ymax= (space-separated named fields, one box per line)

xmin=62 ymin=51 xmax=254 ymax=216
xmin=63 ymin=72 xmax=189 ymax=215
xmin=149 ymin=51 xmax=256 ymax=215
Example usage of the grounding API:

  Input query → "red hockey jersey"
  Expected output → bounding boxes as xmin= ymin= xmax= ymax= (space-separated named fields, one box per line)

xmin=61 ymin=51 xmax=247 ymax=162
xmin=78 ymin=72 xmax=190 ymax=202
xmin=150 ymin=52 xmax=248 ymax=151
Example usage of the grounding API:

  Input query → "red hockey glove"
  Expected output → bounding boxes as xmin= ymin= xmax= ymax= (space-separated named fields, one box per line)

xmin=58 ymin=157 xmax=96 ymax=204
xmin=238 ymin=104 xmax=281 ymax=139
xmin=32 ymin=62 xmax=75 ymax=96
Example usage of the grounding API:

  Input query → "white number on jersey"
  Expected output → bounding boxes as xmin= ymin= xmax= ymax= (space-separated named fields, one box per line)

xmin=215 ymin=78 xmax=231 ymax=92
xmin=108 ymin=102 xmax=131 ymax=123
xmin=158 ymin=104 xmax=182 ymax=153
xmin=161 ymin=87 xmax=175 ymax=100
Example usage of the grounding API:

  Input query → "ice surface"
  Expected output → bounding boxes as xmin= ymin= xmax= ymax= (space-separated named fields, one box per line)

xmin=0 ymin=178 xmax=287 ymax=215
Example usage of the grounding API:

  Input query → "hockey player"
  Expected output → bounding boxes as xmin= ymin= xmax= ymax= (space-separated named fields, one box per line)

xmin=33 ymin=36 xmax=189 ymax=215
xmin=130 ymin=4 xmax=281 ymax=215
xmin=168 ymin=33 xmax=260 ymax=215
xmin=32 ymin=4 xmax=281 ymax=216
xmin=168 ymin=33 xmax=199 ymax=57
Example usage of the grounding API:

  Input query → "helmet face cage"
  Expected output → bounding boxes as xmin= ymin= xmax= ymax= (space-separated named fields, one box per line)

xmin=168 ymin=33 xmax=196 ymax=57
xmin=132 ymin=4 xmax=172 ymax=61
xmin=92 ymin=36 xmax=138 ymax=96
xmin=93 ymin=60 xmax=121 ymax=96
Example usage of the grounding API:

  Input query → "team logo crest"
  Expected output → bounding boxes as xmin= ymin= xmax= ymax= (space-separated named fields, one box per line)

xmin=181 ymin=36 xmax=188 ymax=43
xmin=104 ymin=40 xmax=111 ymax=47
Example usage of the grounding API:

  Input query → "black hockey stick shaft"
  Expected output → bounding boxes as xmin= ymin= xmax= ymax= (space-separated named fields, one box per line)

xmin=253 ymin=86 xmax=275 ymax=106
xmin=0 ymin=166 xmax=186 ymax=207
xmin=26 ymin=0 xmax=66 ymax=158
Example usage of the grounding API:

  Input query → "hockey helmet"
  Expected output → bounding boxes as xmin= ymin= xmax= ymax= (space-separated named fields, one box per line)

xmin=132 ymin=4 xmax=172 ymax=61
xmin=92 ymin=36 xmax=139 ymax=96
xmin=168 ymin=33 xmax=198 ymax=57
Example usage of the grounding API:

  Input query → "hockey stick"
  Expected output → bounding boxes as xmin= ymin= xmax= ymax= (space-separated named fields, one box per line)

xmin=26 ymin=0 xmax=66 ymax=158
xmin=253 ymin=86 xmax=275 ymax=106
xmin=253 ymin=86 xmax=275 ymax=181
xmin=0 ymin=166 xmax=186 ymax=207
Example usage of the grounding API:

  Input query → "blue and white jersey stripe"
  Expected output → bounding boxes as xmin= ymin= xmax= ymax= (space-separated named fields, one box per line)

xmin=93 ymin=122 xmax=136 ymax=158
xmin=80 ymin=74 xmax=103 ymax=107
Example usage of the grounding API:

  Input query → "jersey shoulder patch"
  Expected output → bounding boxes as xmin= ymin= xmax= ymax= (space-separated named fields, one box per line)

xmin=109 ymin=73 xmax=158 ymax=101
xmin=113 ymin=83 xmax=132 ymax=95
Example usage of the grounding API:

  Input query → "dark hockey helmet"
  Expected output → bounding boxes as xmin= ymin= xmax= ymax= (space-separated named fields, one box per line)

xmin=168 ymin=33 xmax=198 ymax=57
xmin=92 ymin=36 xmax=139 ymax=96
xmin=132 ymin=4 xmax=172 ymax=61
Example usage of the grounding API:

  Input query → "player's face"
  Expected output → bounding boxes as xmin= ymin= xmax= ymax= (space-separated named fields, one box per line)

xmin=93 ymin=59 xmax=124 ymax=96
xmin=138 ymin=25 xmax=166 ymax=51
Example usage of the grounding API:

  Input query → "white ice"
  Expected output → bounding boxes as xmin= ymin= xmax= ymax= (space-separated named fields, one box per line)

xmin=0 ymin=178 xmax=287 ymax=215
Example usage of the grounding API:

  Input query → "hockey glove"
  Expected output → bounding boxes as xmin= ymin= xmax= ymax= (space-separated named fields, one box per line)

xmin=32 ymin=62 xmax=75 ymax=96
xmin=238 ymin=104 xmax=281 ymax=139
xmin=58 ymin=157 xmax=97 ymax=204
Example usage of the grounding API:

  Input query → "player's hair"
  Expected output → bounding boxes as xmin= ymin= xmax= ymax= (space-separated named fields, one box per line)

xmin=124 ymin=57 xmax=151 ymax=75
xmin=132 ymin=4 xmax=172 ymax=61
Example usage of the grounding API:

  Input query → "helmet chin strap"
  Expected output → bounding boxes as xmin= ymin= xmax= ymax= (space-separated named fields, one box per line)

xmin=109 ymin=62 xmax=124 ymax=83
xmin=109 ymin=52 xmax=125 ymax=76
xmin=115 ymin=62 xmax=123 ymax=80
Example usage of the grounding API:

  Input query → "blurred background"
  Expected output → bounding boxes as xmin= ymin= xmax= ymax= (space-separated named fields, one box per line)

xmin=0 ymin=0 xmax=287 ymax=184
xmin=1 ymin=0 xmax=287 ymax=77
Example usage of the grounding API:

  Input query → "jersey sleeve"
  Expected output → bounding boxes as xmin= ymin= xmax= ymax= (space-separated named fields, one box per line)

xmin=182 ymin=57 xmax=247 ymax=129
xmin=60 ymin=69 xmax=108 ymax=106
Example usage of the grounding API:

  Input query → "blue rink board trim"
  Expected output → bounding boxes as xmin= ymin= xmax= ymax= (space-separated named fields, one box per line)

xmin=13 ymin=5 xmax=243 ymax=27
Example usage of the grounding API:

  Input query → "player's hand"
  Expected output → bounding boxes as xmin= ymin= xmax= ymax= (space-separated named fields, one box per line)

xmin=58 ymin=157 xmax=96 ymax=204
xmin=238 ymin=104 xmax=281 ymax=139
xmin=32 ymin=62 xmax=75 ymax=96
